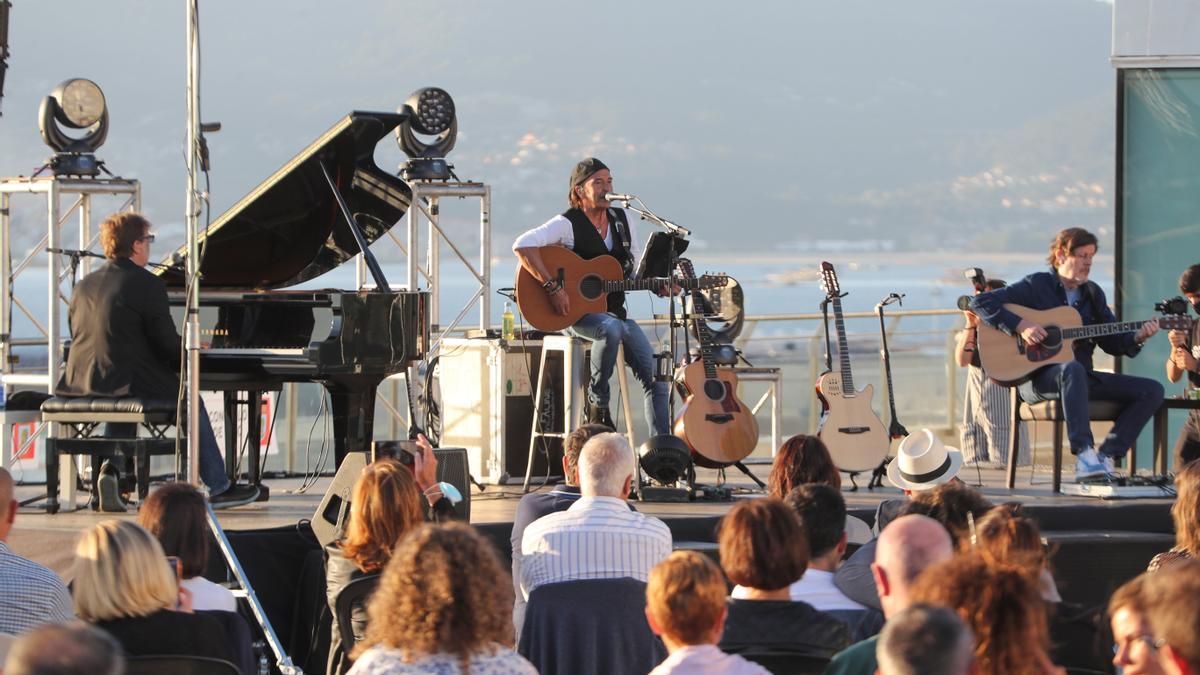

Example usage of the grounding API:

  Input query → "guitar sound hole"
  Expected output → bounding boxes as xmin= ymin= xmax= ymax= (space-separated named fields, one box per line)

xmin=703 ymin=380 xmax=726 ymax=402
xmin=1042 ymin=327 xmax=1063 ymax=348
xmin=579 ymin=275 xmax=603 ymax=300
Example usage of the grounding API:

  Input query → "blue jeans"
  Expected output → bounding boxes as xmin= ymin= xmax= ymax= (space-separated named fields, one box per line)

xmin=106 ymin=399 xmax=230 ymax=495
xmin=567 ymin=313 xmax=670 ymax=436
xmin=1019 ymin=361 xmax=1164 ymax=458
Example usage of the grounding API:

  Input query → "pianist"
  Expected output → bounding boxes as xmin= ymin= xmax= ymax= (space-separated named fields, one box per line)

xmin=514 ymin=158 xmax=670 ymax=434
xmin=56 ymin=212 xmax=260 ymax=509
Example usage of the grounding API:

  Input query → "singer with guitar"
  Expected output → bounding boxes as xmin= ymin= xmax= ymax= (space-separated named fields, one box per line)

xmin=513 ymin=158 xmax=671 ymax=434
xmin=971 ymin=227 xmax=1164 ymax=480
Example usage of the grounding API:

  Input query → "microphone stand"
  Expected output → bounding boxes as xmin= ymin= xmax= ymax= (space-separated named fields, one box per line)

xmin=613 ymin=196 xmax=692 ymax=237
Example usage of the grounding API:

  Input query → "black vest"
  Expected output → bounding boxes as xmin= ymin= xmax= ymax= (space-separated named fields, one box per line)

xmin=563 ymin=207 xmax=632 ymax=319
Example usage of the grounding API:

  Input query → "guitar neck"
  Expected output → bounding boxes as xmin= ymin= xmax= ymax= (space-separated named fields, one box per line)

xmin=831 ymin=297 xmax=855 ymax=394
xmin=1061 ymin=319 xmax=1148 ymax=341
xmin=603 ymin=277 xmax=696 ymax=293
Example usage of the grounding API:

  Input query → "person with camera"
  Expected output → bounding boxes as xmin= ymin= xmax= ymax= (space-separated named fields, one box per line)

xmin=971 ymin=227 xmax=1163 ymax=480
xmin=1164 ymin=264 xmax=1200 ymax=468
xmin=956 ymin=276 xmax=1030 ymax=467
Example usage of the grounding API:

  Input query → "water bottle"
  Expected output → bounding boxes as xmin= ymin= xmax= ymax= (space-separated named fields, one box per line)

xmin=502 ymin=302 xmax=515 ymax=341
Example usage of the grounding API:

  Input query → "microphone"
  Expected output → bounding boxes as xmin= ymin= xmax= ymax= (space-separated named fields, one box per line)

xmin=605 ymin=193 xmax=636 ymax=203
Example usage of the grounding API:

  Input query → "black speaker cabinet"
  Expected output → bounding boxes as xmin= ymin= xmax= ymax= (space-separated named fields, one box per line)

xmin=311 ymin=446 xmax=473 ymax=546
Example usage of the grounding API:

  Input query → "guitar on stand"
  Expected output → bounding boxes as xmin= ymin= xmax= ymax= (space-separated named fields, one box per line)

xmin=872 ymin=293 xmax=909 ymax=489
xmin=817 ymin=262 xmax=890 ymax=489
xmin=673 ymin=258 xmax=760 ymax=469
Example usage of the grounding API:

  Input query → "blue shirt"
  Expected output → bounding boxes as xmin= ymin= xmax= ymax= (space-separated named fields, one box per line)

xmin=970 ymin=271 xmax=1141 ymax=372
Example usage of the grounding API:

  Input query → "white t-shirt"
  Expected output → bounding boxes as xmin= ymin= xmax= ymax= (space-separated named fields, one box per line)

xmin=732 ymin=568 xmax=867 ymax=612
xmin=649 ymin=645 xmax=770 ymax=675
xmin=181 ymin=576 xmax=237 ymax=613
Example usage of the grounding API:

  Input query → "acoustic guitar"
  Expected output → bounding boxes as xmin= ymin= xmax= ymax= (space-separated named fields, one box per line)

xmin=816 ymin=262 xmax=890 ymax=473
xmin=672 ymin=258 xmax=759 ymax=469
xmin=976 ymin=304 xmax=1192 ymax=385
xmin=514 ymin=246 xmax=727 ymax=332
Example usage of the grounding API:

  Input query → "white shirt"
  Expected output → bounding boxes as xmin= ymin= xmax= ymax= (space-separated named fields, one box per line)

xmin=519 ymin=495 xmax=671 ymax=598
xmin=649 ymin=645 xmax=770 ymax=675
xmin=348 ymin=644 xmax=537 ymax=675
xmin=512 ymin=209 xmax=645 ymax=272
xmin=181 ymin=576 xmax=237 ymax=613
xmin=731 ymin=569 xmax=867 ymax=612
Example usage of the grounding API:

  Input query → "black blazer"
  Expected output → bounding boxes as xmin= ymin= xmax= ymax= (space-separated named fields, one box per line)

xmin=94 ymin=608 xmax=236 ymax=664
xmin=56 ymin=258 xmax=181 ymax=399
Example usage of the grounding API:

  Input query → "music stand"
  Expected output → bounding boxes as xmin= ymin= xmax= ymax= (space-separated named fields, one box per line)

xmin=636 ymin=231 xmax=690 ymax=280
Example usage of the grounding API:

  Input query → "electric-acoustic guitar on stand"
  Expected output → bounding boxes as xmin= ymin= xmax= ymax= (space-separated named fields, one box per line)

xmin=515 ymin=246 xmax=727 ymax=332
xmin=976 ymin=304 xmax=1193 ymax=385
xmin=673 ymin=258 xmax=759 ymax=469
xmin=816 ymin=262 xmax=890 ymax=474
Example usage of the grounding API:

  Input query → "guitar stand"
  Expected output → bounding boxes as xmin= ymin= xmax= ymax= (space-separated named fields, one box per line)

xmin=732 ymin=461 xmax=766 ymax=489
xmin=868 ymin=458 xmax=889 ymax=489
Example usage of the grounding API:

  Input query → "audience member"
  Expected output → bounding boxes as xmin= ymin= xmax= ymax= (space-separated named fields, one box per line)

xmin=327 ymin=436 xmax=452 ymax=674
xmin=511 ymin=423 xmax=612 ymax=632
xmin=1149 ymin=460 xmax=1200 ymax=571
xmin=970 ymin=504 xmax=1060 ymax=602
xmin=646 ymin=551 xmax=768 ymax=675
xmin=733 ymin=484 xmax=882 ymax=640
xmin=138 ymin=482 xmax=236 ymax=612
xmin=0 ymin=468 xmax=73 ymax=634
xmin=73 ymin=520 xmax=234 ymax=664
xmin=876 ymin=604 xmax=976 ymax=675
xmin=349 ymin=522 xmax=536 ymax=674
xmin=520 ymin=432 xmax=671 ymax=598
xmin=1108 ymin=574 xmax=1170 ymax=675
xmin=767 ymin=434 xmax=841 ymax=497
xmin=824 ymin=514 xmax=954 ymax=675
xmin=716 ymin=499 xmax=851 ymax=658
xmin=1140 ymin=560 xmax=1200 ymax=675
xmin=4 ymin=622 xmax=124 ymax=675
xmin=909 ymin=554 xmax=1063 ymax=675
xmin=834 ymin=430 xmax=966 ymax=608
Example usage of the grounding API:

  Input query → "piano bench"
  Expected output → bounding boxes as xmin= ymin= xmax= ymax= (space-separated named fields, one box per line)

xmin=40 ymin=397 xmax=183 ymax=514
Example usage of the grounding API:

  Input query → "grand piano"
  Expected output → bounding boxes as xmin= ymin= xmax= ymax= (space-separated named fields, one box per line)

xmin=157 ymin=111 xmax=429 ymax=497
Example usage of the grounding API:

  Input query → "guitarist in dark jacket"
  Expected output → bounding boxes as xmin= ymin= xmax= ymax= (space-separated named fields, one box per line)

xmin=513 ymin=158 xmax=670 ymax=434
xmin=56 ymin=212 xmax=259 ymax=508
xmin=971 ymin=227 xmax=1162 ymax=479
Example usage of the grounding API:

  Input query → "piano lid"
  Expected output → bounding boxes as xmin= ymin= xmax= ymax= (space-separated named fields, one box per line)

xmin=159 ymin=111 xmax=413 ymax=289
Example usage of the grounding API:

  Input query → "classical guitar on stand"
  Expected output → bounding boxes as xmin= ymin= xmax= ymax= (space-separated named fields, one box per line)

xmin=673 ymin=258 xmax=759 ymax=469
xmin=976 ymin=304 xmax=1192 ymax=385
xmin=514 ymin=246 xmax=727 ymax=332
xmin=816 ymin=262 xmax=890 ymax=477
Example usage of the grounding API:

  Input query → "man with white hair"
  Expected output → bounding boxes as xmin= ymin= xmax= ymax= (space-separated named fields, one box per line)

xmin=876 ymin=604 xmax=977 ymax=675
xmin=519 ymin=432 xmax=671 ymax=598
xmin=824 ymin=515 xmax=955 ymax=675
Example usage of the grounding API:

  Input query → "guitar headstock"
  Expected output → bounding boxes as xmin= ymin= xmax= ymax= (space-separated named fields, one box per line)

xmin=1160 ymin=315 xmax=1196 ymax=331
xmin=676 ymin=258 xmax=697 ymax=280
xmin=820 ymin=261 xmax=841 ymax=297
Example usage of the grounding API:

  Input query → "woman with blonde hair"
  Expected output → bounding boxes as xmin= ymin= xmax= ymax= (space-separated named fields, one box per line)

xmin=73 ymin=520 xmax=233 ymax=663
xmin=348 ymin=522 xmax=535 ymax=674
xmin=327 ymin=436 xmax=457 ymax=673
xmin=1149 ymin=459 xmax=1200 ymax=571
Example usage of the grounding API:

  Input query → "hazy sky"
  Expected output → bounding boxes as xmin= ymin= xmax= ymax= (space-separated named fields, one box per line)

xmin=0 ymin=0 xmax=1115 ymax=253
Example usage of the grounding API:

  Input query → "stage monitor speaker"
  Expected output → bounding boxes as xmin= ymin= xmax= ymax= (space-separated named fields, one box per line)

xmin=311 ymin=447 xmax=472 ymax=547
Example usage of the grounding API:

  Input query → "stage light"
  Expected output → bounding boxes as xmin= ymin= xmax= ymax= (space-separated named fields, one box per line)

xmin=638 ymin=434 xmax=692 ymax=486
xmin=396 ymin=86 xmax=457 ymax=181
xmin=37 ymin=78 xmax=109 ymax=177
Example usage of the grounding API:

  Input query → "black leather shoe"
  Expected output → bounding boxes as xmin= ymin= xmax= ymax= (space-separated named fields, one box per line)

xmin=97 ymin=461 xmax=128 ymax=513
xmin=210 ymin=484 xmax=260 ymax=509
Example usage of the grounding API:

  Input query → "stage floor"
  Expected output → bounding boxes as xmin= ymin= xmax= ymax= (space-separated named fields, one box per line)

xmin=8 ymin=462 xmax=1176 ymax=579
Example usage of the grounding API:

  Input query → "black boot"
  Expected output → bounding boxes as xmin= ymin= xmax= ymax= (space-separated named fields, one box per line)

xmin=586 ymin=403 xmax=615 ymax=430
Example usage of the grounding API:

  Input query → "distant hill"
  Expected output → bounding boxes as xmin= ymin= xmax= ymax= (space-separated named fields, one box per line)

xmin=0 ymin=0 xmax=1116 ymax=257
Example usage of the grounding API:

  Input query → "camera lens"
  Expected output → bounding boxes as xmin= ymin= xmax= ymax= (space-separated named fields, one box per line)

xmin=957 ymin=295 xmax=973 ymax=311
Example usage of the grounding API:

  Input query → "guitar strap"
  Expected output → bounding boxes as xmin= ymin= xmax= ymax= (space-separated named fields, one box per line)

xmin=608 ymin=207 xmax=634 ymax=277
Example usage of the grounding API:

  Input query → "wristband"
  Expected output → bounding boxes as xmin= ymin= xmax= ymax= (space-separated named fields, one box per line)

xmin=542 ymin=279 xmax=561 ymax=293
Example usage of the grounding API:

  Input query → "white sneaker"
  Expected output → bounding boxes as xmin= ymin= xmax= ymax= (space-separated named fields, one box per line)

xmin=1101 ymin=454 xmax=1116 ymax=475
xmin=1075 ymin=447 xmax=1108 ymax=480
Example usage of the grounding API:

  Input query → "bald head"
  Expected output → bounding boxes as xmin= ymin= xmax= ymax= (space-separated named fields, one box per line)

xmin=873 ymin=514 xmax=953 ymax=617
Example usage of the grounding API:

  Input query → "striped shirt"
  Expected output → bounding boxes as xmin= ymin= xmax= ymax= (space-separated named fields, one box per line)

xmin=0 ymin=541 xmax=74 ymax=634
xmin=519 ymin=496 xmax=672 ymax=599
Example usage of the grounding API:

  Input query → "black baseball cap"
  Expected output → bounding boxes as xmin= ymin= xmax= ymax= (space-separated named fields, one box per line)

xmin=569 ymin=157 xmax=609 ymax=189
